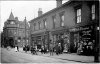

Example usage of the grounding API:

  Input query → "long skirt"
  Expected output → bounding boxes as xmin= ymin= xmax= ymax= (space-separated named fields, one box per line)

xmin=15 ymin=47 xmax=17 ymax=52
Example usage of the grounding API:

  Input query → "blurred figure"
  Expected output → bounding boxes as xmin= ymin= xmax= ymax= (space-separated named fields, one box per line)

xmin=50 ymin=43 xmax=53 ymax=56
xmin=77 ymin=41 xmax=83 ymax=55
xmin=55 ymin=44 xmax=60 ymax=55
xmin=15 ymin=46 xmax=18 ymax=52
xmin=17 ymin=46 xmax=19 ymax=52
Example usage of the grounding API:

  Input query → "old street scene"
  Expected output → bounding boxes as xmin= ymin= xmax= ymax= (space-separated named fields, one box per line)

xmin=0 ymin=0 xmax=100 ymax=63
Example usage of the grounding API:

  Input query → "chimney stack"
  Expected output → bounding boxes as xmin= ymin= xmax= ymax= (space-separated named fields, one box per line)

xmin=56 ymin=0 xmax=62 ymax=7
xmin=38 ymin=8 xmax=43 ymax=17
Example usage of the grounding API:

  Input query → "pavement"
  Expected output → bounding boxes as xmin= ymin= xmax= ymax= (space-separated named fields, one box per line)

xmin=9 ymin=47 xmax=99 ymax=63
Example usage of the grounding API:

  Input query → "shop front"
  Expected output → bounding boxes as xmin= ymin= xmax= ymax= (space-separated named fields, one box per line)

xmin=31 ymin=31 xmax=49 ymax=50
xmin=31 ymin=35 xmax=42 ymax=49
xmin=51 ymin=28 xmax=69 ymax=53
xmin=69 ymin=25 xmax=95 ymax=55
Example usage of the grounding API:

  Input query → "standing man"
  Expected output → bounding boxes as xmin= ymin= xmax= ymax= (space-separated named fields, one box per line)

xmin=49 ymin=40 xmax=53 ymax=56
xmin=17 ymin=45 xmax=19 ymax=52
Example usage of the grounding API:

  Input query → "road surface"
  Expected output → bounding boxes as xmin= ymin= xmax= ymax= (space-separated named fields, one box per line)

xmin=1 ymin=48 xmax=78 ymax=63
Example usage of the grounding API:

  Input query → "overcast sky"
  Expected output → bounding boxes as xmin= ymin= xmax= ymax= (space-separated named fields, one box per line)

xmin=0 ymin=0 xmax=68 ymax=32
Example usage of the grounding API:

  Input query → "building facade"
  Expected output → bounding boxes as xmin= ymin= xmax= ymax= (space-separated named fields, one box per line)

xmin=2 ymin=12 xmax=30 ymax=47
xmin=29 ymin=0 xmax=99 ymax=55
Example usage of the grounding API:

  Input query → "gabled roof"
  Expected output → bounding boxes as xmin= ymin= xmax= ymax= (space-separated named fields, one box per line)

xmin=8 ymin=12 xmax=15 ymax=21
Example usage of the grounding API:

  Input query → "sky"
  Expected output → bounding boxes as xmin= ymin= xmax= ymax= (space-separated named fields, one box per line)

xmin=0 ymin=0 xmax=68 ymax=32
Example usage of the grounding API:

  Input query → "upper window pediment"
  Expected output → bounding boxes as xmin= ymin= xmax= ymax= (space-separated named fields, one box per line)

xmin=10 ymin=21 xmax=15 ymax=24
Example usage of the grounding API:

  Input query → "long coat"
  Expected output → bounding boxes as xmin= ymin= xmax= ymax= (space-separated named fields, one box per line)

xmin=49 ymin=44 xmax=53 ymax=51
xmin=55 ymin=45 xmax=60 ymax=53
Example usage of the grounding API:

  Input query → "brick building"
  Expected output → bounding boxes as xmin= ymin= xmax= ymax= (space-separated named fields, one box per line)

xmin=29 ymin=0 xmax=99 ymax=55
xmin=2 ymin=12 xmax=30 ymax=47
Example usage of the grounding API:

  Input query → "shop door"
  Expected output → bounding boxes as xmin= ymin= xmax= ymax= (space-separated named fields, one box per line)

xmin=73 ymin=33 xmax=79 ymax=53
xmin=8 ymin=37 xmax=14 ymax=47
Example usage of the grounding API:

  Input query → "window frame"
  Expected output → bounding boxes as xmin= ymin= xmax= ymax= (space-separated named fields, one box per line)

xmin=74 ymin=4 xmax=82 ymax=24
xmin=76 ymin=8 xmax=81 ymax=23
xmin=34 ymin=23 xmax=36 ymax=31
xmin=43 ymin=19 xmax=47 ymax=29
xmin=91 ymin=4 xmax=95 ymax=20
xmin=59 ymin=11 xmax=65 ymax=27
xmin=38 ymin=21 xmax=41 ymax=30
xmin=52 ymin=15 xmax=56 ymax=29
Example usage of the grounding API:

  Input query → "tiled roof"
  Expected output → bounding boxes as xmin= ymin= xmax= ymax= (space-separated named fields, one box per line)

xmin=8 ymin=12 xmax=15 ymax=21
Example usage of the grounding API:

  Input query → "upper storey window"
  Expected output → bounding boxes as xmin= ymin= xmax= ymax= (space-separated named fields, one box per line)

xmin=34 ymin=23 xmax=36 ymax=30
xmin=52 ymin=15 xmax=56 ymax=29
xmin=60 ymin=12 xmax=65 ymax=27
xmin=10 ymin=21 xmax=15 ymax=24
xmin=76 ymin=8 xmax=81 ymax=23
xmin=91 ymin=4 xmax=95 ymax=20
xmin=43 ymin=19 xmax=47 ymax=29
xmin=38 ymin=22 xmax=41 ymax=30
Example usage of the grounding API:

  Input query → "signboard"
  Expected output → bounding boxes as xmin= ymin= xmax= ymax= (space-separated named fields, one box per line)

xmin=69 ymin=26 xmax=91 ymax=32
xmin=80 ymin=26 xmax=94 ymax=42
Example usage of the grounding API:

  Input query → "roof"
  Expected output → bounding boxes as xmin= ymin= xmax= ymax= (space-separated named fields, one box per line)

xmin=18 ymin=20 xmax=29 ymax=29
xmin=29 ymin=0 xmax=72 ymax=23
xmin=8 ymin=12 xmax=15 ymax=21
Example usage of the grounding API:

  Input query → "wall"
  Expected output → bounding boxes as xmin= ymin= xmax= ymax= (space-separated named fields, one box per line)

xmin=30 ymin=2 xmax=76 ymax=34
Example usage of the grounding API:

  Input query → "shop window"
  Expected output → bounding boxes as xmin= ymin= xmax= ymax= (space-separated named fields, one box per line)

xmin=76 ymin=8 xmax=81 ymax=23
xmin=91 ymin=4 xmax=95 ymax=20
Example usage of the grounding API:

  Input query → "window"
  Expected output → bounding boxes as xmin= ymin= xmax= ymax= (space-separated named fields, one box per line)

xmin=34 ymin=23 xmax=36 ymax=30
xmin=38 ymin=22 xmax=41 ymax=29
xmin=10 ymin=21 xmax=15 ymax=24
xmin=60 ymin=14 xmax=64 ymax=26
xmin=76 ymin=8 xmax=81 ymax=23
xmin=91 ymin=4 xmax=95 ymax=20
xmin=43 ymin=19 xmax=47 ymax=28
xmin=52 ymin=15 xmax=56 ymax=28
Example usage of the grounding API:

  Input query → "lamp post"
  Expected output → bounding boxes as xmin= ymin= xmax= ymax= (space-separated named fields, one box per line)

xmin=94 ymin=1 xmax=99 ymax=62
xmin=46 ymin=29 xmax=50 ymax=51
xmin=94 ymin=26 xmax=99 ymax=62
xmin=25 ymin=17 xmax=27 ymax=46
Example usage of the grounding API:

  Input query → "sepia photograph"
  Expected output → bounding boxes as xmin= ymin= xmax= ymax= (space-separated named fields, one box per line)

xmin=0 ymin=0 xmax=100 ymax=63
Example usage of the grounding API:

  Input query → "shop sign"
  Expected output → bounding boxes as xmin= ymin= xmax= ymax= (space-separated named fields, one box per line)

xmin=69 ymin=26 xmax=90 ymax=32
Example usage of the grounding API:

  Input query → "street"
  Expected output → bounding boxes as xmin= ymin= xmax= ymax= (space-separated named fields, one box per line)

xmin=1 ymin=48 xmax=78 ymax=63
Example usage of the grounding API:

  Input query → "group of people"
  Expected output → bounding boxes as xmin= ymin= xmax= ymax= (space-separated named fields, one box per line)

xmin=49 ymin=43 xmax=64 ymax=56
xmin=76 ymin=41 xmax=94 ymax=55
xmin=30 ymin=46 xmax=37 ymax=55
xmin=23 ymin=45 xmax=30 ymax=52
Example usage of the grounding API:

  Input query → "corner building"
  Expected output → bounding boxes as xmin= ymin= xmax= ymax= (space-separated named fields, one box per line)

xmin=3 ymin=12 xmax=30 ymax=47
xmin=30 ymin=0 xmax=99 ymax=55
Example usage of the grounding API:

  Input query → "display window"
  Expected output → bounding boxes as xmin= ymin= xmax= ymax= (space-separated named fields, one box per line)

xmin=73 ymin=26 xmax=95 ymax=55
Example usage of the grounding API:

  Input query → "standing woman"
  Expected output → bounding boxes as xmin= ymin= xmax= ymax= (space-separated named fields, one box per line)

xmin=15 ymin=46 xmax=17 ymax=52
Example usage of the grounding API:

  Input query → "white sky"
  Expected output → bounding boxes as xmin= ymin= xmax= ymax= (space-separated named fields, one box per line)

xmin=0 ymin=0 xmax=68 ymax=32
